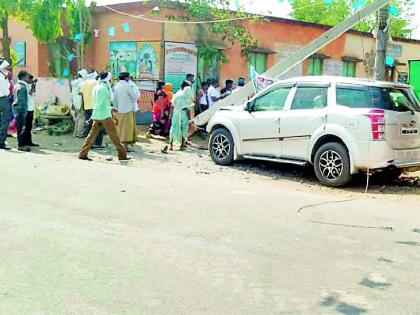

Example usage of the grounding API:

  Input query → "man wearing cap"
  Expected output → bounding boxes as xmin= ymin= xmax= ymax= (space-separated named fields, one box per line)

xmin=0 ymin=59 xmax=11 ymax=150
xmin=79 ymin=71 xmax=129 ymax=161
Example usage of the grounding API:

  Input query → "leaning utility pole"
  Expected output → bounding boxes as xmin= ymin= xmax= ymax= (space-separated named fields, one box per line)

xmin=374 ymin=6 xmax=390 ymax=80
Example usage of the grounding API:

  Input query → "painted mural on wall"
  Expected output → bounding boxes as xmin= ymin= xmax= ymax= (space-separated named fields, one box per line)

xmin=110 ymin=42 xmax=137 ymax=76
xmin=110 ymin=41 xmax=161 ymax=80
xmin=164 ymin=42 xmax=198 ymax=91
xmin=136 ymin=42 xmax=161 ymax=80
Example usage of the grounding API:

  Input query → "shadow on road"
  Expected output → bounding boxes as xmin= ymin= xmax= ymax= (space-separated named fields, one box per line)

xmin=230 ymin=159 xmax=420 ymax=195
xmin=320 ymin=295 xmax=368 ymax=315
xmin=396 ymin=241 xmax=420 ymax=247
xmin=360 ymin=277 xmax=392 ymax=290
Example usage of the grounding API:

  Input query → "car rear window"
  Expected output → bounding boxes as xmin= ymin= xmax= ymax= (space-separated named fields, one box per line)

xmin=336 ymin=85 xmax=420 ymax=112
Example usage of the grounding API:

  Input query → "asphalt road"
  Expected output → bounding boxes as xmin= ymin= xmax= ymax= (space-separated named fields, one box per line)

xmin=0 ymin=138 xmax=419 ymax=314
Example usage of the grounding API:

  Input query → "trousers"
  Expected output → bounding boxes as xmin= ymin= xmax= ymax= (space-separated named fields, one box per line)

xmin=79 ymin=118 xmax=127 ymax=160
xmin=15 ymin=112 xmax=27 ymax=148
xmin=0 ymin=96 xmax=9 ymax=146
xmin=21 ymin=110 xmax=34 ymax=146
xmin=84 ymin=108 xmax=105 ymax=145
xmin=74 ymin=108 xmax=85 ymax=137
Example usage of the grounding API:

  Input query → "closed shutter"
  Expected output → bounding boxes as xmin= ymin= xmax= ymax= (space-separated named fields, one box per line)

xmin=343 ymin=61 xmax=356 ymax=77
xmin=308 ymin=58 xmax=323 ymax=75
xmin=248 ymin=52 xmax=267 ymax=77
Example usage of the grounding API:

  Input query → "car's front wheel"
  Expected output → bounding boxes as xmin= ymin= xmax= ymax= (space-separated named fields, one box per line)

xmin=314 ymin=142 xmax=352 ymax=187
xmin=209 ymin=128 xmax=234 ymax=166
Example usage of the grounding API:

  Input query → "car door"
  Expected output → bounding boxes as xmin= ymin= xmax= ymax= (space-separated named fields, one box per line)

xmin=280 ymin=83 xmax=331 ymax=160
xmin=240 ymin=85 xmax=293 ymax=157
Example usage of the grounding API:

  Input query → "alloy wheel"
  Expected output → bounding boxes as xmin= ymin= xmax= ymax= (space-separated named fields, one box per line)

xmin=212 ymin=134 xmax=231 ymax=160
xmin=319 ymin=150 xmax=344 ymax=180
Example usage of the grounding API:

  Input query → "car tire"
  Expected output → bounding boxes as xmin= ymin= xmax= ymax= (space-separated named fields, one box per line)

xmin=314 ymin=142 xmax=352 ymax=187
xmin=209 ymin=128 xmax=235 ymax=166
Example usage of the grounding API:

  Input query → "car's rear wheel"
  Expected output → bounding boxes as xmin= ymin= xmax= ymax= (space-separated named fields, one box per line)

xmin=314 ymin=142 xmax=352 ymax=187
xmin=209 ymin=128 xmax=234 ymax=166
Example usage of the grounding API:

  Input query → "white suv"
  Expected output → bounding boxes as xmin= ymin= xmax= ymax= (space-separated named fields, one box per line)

xmin=207 ymin=76 xmax=420 ymax=187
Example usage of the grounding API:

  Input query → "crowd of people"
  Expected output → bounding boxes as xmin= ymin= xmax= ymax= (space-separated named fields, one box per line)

xmin=0 ymin=59 xmax=246 ymax=161
xmin=0 ymin=59 xmax=38 ymax=152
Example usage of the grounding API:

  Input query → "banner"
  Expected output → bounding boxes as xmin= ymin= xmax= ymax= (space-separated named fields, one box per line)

xmin=137 ymin=42 xmax=161 ymax=80
xmin=164 ymin=42 xmax=197 ymax=91
xmin=110 ymin=42 xmax=137 ymax=76
xmin=250 ymin=66 xmax=274 ymax=94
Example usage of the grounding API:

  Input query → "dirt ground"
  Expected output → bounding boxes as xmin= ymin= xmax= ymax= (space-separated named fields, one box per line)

xmin=1 ymin=126 xmax=420 ymax=314
xmin=13 ymin=125 xmax=420 ymax=197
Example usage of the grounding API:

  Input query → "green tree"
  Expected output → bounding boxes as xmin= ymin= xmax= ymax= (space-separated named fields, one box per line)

xmin=291 ymin=0 xmax=413 ymax=38
xmin=67 ymin=0 xmax=96 ymax=69
xmin=158 ymin=0 xmax=261 ymax=61
xmin=19 ymin=0 xmax=94 ymax=76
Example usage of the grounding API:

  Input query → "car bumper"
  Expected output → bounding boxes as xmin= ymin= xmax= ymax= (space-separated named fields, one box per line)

xmin=353 ymin=141 xmax=420 ymax=171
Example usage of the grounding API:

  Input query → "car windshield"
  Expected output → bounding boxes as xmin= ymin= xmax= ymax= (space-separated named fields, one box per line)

xmin=336 ymin=85 xmax=420 ymax=112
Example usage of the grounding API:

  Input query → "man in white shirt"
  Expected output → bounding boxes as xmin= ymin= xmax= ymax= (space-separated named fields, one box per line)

xmin=113 ymin=72 xmax=140 ymax=151
xmin=207 ymin=79 xmax=222 ymax=107
xmin=72 ymin=69 xmax=88 ymax=138
xmin=20 ymin=74 xmax=39 ymax=147
xmin=0 ymin=59 xmax=11 ymax=150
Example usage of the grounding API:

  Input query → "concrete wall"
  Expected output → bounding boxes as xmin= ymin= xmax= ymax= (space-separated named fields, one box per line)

xmin=6 ymin=19 xmax=49 ymax=77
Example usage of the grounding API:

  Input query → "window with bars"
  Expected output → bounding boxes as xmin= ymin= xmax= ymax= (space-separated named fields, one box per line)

xmin=343 ymin=61 xmax=356 ymax=77
xmin=247 ymin=52 xmax=267 ymax=76
xmin=308 ymin=58 xmax=323 ymax=75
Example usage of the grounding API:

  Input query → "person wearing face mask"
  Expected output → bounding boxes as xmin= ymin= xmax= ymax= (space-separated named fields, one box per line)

xmin=79 ymin=71 xmax=130 ymax=161
xmin=0 ymin=59 xmax=11 ymax=150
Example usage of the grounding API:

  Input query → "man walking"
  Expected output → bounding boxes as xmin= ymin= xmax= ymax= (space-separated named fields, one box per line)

xmin=79 ymin=71 xmax=130 ymax=161
xmin=13 ymin=70 xmax=31 ymax=152
xmin=80 ymin=70 xmax=105 ymax=147
xmin=0 ymin=59 xmax=11 ymax=150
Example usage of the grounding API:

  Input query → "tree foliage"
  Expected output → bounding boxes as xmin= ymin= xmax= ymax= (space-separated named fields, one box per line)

xmin=291 ymin=0 xmax=414 ymax=38
xmin=67 ymin=0 xmax=96 ymax=67
xmin=157 ymin=0 xmax=261 ymax=61
xmin=24 ymin=0 xmax=65 ymax=43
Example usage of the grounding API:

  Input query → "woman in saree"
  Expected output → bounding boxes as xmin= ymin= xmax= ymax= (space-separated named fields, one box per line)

xmin=161 ymin=83 xmax=173 ymax=136
xmin=168 ymin=80 xmax=193 ymax=151
xmin=148 ymin=91 xmax=168 ymax=137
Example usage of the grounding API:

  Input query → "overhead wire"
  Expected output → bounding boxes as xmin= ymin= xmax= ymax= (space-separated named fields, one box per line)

xmin=103 ymin=1 xmax=328 ymax=25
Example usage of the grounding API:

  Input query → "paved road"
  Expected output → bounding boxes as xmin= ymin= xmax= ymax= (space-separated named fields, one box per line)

xmin=1 ymin=146 xmax=419 ymax=314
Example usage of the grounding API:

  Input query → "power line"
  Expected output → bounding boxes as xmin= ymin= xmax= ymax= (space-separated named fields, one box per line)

xmin=103 ymin=1 xmax=328 ymax=25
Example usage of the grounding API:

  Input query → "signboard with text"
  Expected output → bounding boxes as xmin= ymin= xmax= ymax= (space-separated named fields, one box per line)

xmin=164 ymin=42 xmax=198 ymax=92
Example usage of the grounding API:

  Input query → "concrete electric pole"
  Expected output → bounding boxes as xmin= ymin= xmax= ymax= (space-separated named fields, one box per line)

xmin=375 ymin=6 xmax=390 ymax=81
